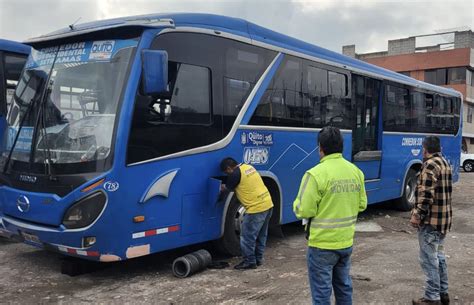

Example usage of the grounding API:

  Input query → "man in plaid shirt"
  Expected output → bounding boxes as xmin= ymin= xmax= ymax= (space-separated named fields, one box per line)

xmin=410 ymin=136 xmax=453 ymax=305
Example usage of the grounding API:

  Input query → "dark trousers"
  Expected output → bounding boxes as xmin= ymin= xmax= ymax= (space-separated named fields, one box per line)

xmin=240 ymin=208 xmax=273 ymax=265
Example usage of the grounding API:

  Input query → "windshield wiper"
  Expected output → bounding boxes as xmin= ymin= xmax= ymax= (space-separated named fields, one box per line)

xmin=29 ymin=51 xmax=60 ymax=181
xmin=39 ymin=83 xmax=57 ymax=181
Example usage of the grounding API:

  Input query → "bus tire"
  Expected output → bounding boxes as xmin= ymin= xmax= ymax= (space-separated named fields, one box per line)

xmin=463 ymin=160 xmax=474 ymax=172
xmin=215 ymin=197 xmax=243 ymax=256
xmin=395 ymin=168 xmax=417 ymax=211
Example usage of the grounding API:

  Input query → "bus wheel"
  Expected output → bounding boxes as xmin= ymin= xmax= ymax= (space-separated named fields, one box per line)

xmin=215 ymin=197 xmax=244 ymax=256
xmin=463 ymin=161 xmax=474 ymax=172
xmin=395 ymin=169 xmax=417 ymax=211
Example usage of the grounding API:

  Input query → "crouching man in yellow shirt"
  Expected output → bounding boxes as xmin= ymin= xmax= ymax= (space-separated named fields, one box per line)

xmin=220 ymin=157 xmax=274 ymax=270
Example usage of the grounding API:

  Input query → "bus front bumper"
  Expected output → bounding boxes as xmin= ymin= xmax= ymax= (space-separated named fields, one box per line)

xmin=0 ymin=215 xmax=119 ymax=262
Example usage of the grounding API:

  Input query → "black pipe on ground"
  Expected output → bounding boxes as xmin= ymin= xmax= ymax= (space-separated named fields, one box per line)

xmin=172 ymin=249 xmax=212 ymax=278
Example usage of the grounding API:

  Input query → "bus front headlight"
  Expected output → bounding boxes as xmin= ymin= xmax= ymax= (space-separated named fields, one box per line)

xmin=63 ymin=192 xmax=107 ymax=229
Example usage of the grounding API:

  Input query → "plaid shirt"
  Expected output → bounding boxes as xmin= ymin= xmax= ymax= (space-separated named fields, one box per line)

xmin=413 ymin=152 xmax=453 ymax=234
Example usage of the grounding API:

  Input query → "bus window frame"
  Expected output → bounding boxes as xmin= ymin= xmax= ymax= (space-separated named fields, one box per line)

xmin=0 ymin=50 xmax=6 ymax=116
xmin=302 ymin=59 xmax=351 ymax=99
xmin=1 ymin=51 xmax=29 ymax=116
xmin=249 ymin=57 xmax=352 ymax=130
xmin=383 ymin=80 xmax=461 ymax=135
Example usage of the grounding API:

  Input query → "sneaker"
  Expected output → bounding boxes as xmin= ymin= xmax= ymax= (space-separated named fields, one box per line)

xmin=234 ymin=261 xmax=257 ymax=270
xmin=440 ymin=293 xmax=449 ymax=305
xmin=412 ymin=298 xmax=442 ymax=305
xmin=256 ymin=261 xmax=262 ymax=267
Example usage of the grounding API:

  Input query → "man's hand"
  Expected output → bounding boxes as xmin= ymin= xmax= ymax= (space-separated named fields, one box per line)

xmin=220 ymin=184 xmax=227 ymax=193
xmin=410 ymin=213 xmax=421 ymax=228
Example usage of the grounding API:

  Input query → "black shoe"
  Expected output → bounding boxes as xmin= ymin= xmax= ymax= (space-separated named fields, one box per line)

xmin=256 ymin=261 xmax=262 ymax=266
xmin=234 ymin=261 xmax=257 ymax=270
xmin=412 ymin=297 xmax=442 ymax=305
xmin=440 ymin=293 xmax=449 ymax=305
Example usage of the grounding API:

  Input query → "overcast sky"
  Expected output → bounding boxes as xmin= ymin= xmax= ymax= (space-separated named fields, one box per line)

xmin=0 ymin=0 xmax=473 ymax=53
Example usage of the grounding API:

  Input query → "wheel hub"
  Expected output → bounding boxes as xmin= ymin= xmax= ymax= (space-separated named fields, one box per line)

xmin=406 ymin=177 xmax=416 ymax=205
xmin=233 ymin=206 xmax=246 ymax=235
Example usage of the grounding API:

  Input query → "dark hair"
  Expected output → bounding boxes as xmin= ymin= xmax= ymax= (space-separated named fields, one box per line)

xmin=318 ymin=126 xmax=343 ymax=155
xmin=220 ymin=157 xmax=238 ymax=171
xmin=423 ymin=136 xmax=441 ymax=154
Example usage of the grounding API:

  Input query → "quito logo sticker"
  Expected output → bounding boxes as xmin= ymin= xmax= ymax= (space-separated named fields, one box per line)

xmin=104 ymin=181 xmax=119 ymax=192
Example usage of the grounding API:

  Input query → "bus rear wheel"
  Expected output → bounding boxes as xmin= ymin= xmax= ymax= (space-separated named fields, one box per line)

xmin=395 ymin=168 xmax=417 ymax=211
xmin=215 ymin=196 xmax=244 ymax=256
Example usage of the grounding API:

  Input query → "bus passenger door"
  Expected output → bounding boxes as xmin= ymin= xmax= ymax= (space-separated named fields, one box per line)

xmin=352 ymin=75 xmax=382 ymax=180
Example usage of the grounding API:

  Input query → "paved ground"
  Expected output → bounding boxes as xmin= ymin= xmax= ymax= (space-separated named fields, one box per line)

xmin=1 ymin=172 xmax=473 ymax=305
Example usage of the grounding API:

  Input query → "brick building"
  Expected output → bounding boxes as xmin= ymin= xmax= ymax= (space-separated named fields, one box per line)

xmin=343 ymin=30 xmax=474 ymax=153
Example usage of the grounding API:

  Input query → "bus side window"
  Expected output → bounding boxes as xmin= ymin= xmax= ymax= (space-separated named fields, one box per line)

xmin=383 ymin=85 xmax=409 ymax=132
xmin=249 ymin=56 xmax=304 ymax=127
xmin=304 ymin=65 xmax=327 ymax=128
xmin=411 ymin=91 xmax=427 ymax=132
xmin=127 ymin=32 xmax=276 ymax=164
xmin=326 ymin=70 xmax=351 ymax=128
xmin=4 ymin=53 xmax=27 ymax=115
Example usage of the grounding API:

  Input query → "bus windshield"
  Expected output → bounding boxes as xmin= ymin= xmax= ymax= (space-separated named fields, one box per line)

xmin=1 ymin=39 xmax=137 ymax=174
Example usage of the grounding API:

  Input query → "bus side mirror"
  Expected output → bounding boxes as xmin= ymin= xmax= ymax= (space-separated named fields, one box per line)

xmin=142 ymin=50 xmax=168 ymax=95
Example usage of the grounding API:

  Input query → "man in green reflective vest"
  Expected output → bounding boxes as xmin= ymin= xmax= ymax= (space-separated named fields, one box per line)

xmin=293 ymin=126 xmax=367 ymax=305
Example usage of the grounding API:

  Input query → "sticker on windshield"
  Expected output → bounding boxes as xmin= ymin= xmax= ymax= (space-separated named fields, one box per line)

xmin=89 ymin=41 xmax=116 ymax=60
xmin=25 ymin=39 xmax=138 ymax=69
xmin=104 ymin=181 xmax=119 ymax=192
xmin=6 ymin=127 xmax=34 ymax=152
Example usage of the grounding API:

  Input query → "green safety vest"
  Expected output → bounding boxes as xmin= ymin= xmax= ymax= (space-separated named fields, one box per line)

xmin=293 ymin=153 xmax=367 ymax=249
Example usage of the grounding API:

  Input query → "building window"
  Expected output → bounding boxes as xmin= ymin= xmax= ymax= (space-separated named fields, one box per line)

xmin=468 ymin=105 xmax=473 ymax=123
xmin=471 ymin=138 xmax=474 ymax=145
xmin=468 ymin=69 xmax=474 ymax=86
xmin=447 ymin=67 xmax=466 ymax=85
xmin=425 ymin=69 xmax=446 ymax=85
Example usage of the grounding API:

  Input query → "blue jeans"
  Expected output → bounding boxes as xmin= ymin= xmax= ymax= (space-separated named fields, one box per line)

xmin=418 ymin=225 xmax=448 ymax=301
xmin=307 ymin=246 xmax=353 ymax=305
xmin=240 ymin=208 xmax=273 ymax=265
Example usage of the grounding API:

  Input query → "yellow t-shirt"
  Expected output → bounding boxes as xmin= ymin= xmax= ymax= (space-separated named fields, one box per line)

xmin=234 ymin=164 xmax=273 ymax=214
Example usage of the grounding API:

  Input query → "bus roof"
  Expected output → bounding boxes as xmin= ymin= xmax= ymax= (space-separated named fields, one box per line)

xmin=24 ymin=13 xmax=460 ymax=98
xmin=0 ymin=39 xmax=31 ymax=55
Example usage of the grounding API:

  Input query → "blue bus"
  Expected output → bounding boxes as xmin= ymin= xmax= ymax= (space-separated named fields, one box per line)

xmin=0 ymin=39 xmax=30 ymax=144
xmin=0 ymin=14 xmax=461 ymax=261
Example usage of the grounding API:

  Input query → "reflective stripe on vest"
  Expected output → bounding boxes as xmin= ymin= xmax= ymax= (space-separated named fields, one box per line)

xmin=311 ymin=215 xmax=357 ymax=229
xmin=295 ymin=174 xmax=311 ymax=212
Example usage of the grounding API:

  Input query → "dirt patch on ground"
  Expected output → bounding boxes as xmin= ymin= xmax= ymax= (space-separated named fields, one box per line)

xmin=1 ymin=173 xmax=473 ymax=304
